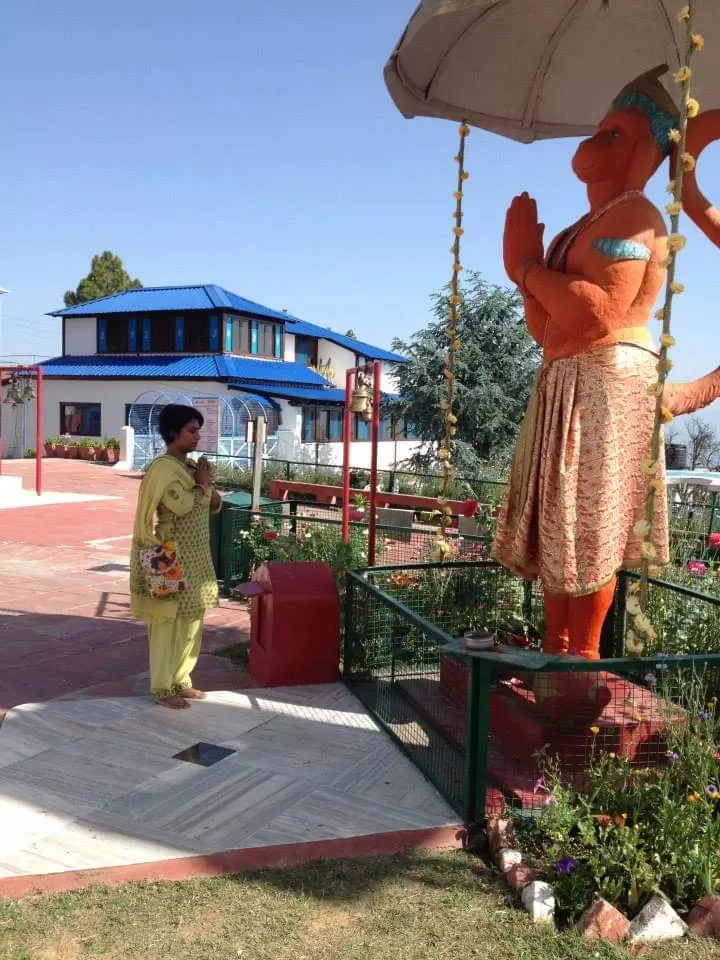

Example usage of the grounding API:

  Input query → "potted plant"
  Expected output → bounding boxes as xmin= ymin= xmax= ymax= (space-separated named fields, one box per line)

xmin=78 ymin=438 xmax=97 ymax=461
xmin=103 ymin=437 xmax=120 ymax=464
xmin=44 ymin=437 xmax=60 ymax=458
xmin=57 ymin=434 xmax=73 ymax=457
xmin=25 ymin=448 xmax=37 ymax=459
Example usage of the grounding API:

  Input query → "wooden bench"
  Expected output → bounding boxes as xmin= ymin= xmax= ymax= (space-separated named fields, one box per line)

xmin=268 ymin=479 xmax=470 ymax=517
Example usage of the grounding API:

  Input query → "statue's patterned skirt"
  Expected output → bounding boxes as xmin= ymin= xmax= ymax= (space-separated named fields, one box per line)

xmin=492 ymin=342 xmax=668 ymax=595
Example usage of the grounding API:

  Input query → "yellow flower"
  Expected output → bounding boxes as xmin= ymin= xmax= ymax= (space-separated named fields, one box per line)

xmin=647 ymin=382 xmax=664 ymax=397
xmin=660 ymin=333 xmax=676 ymax=348
xmin=449 ymin=294 xmax=463 ymax=305
xmin=670 ymin=281 xmax=685 ymax=294
xmin=641 ymin=541 xmax=657 ymax=560
xmin=460 ymin=171 xmax=470 ymax=181
xmin=687 ymin=98 xmax=700 ymax=119
xmin=443 ymin=368 xmax=453 ymax=379
xmin=659 ymin=257 xmax=672 ymax=269
xmin=661 ymin=407 xmax=674 ymax=425
xmin=673 ymin=66 xmax=692 ymax=85
xmin=452 ymin=340 xmax=461 ymax=351
xmin=654 ymin=309 xmax=665 ymax=321
xmin=452 ymin=263 xmax=463 ymax=272
xmin=666 ymin=180 xmax=677 ymax=194
xmin=633 ymin=519 xmax=651 ymax=538
xmin=446 ymin=414 xmax=458 ymax=425
xmin=453 ymin=227 xmax=464 ymax=237
xmin=608 ymin=752 xmax=616 ymax=760
xmin=459 ymin=123 xmax=470 ymax=137
xmin=666 ymin=201 xmax=682 ymax=216
xmin=590 ymin=726 xmax=600 ymax=735
xmin=668 ymin=129 xmax=682 ymax=144
xmin=692 ymin=33 xmax=705 ymax=52
xmin=648 ymin=565 xmax=662 ymax=577
xmin=625 ymin=629 xmax=643 ymax=655
xmin=682 ymin=153 xmax=696 ymax=172
xmin=677 ymin=5 xmax=690 ymax=21
xmin=667 ymin=234 xmax=687 ymax=252
xmin=626 ymin=595 xmax=642 ymax=617
xmin=659 ymin=357 xmax=673 ymax=374
xmin=453 ymin=191 xmax=463 ymax=200
xmin=641 ymin=458 xmax=659 ymax=476
xmin=688 ymin=792 xmax=700 ymax=803
xmin=437 ymin=449 xmax=449 ymax=461
xmin=649 ymin=478 xmax=665 ymax=495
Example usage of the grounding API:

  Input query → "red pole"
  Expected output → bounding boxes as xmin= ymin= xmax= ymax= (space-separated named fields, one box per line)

xmin=0 ymin=367 xmax=4 ymax=473
xmin=35 ymin=366 xmax=43 ymax=496
xmin=367 ymin=361 xmax=382 ymax=566
xmin=341 ymin=368 xmax=354 ymax=544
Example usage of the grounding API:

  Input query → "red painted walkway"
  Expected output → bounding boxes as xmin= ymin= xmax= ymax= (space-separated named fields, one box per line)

xmin=0 ymin=460 xmax=252 ymax=720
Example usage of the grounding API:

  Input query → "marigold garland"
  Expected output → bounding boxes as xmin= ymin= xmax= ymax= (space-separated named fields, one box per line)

xmin=432 ymin=122 xmax=470 ymax=560
xmin=629 ymin=0 xmax=700 ymax=654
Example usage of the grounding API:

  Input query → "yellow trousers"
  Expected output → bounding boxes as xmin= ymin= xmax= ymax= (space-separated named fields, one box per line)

xmin=148 ymin=616 xmax=203 ymax=698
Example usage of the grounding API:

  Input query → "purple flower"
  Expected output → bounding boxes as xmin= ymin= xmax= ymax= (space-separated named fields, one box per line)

xmin=699 ymin=709 xmax=710 ymax=722
xmin=554 ymin=857 xmax=578 ymax=875
xmin=707 ymin=784 xmax=719 ymax=798
xmin=667 ymin=750 xmax=680 ymax=762
xmin=532 ymin=778 xmax=545 ymax=795
xmin=644 ymin=672 xmax=658 ymax=687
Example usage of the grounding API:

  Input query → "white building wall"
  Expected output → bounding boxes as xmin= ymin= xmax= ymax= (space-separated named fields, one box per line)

xmin=283 ymin=332 xmax=296 ymax=363
xmin=64 ymin=317 xmax=98 ymax=355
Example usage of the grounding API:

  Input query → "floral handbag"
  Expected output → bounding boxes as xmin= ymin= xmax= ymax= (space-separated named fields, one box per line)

xmin=140 ymin=539 xmax=186 ymax=599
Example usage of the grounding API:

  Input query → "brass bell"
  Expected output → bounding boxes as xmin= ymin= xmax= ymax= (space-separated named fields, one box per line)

xmin=349 ymin=384 xmax=371 ymax=414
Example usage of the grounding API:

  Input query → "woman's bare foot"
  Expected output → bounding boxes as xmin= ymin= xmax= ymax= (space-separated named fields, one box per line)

xmin=179 ymin=688 xmax=207 ymax=700
xmin=154 ymin=694 xmax=189 ymax=709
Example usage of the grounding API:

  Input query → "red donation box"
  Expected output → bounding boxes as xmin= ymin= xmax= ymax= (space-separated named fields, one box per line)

xmin=244 ymin=562 xmax=340 ymax=687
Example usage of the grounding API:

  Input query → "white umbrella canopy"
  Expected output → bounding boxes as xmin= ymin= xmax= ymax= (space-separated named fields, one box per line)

xmin=384 ymin=0 xmax=719 ymax=142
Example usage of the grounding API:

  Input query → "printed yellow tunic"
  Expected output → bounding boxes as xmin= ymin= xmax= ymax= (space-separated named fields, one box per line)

xmin=130 ymin=454 xmax=220 ymax=623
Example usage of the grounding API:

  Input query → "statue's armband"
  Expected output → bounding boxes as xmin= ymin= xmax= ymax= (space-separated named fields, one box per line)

xmin=591 ymin=238 xmax=652 ymax=263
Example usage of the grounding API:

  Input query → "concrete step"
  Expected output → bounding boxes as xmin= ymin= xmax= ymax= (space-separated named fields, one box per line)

xmin=0 ymin=475 xmax=23 ymax=495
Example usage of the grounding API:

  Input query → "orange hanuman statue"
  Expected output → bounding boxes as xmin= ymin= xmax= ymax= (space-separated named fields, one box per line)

xmin=493 ymin=68 xmax=720 ymax=661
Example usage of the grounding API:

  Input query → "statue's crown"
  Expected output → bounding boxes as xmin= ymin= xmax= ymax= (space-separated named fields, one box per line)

xmin=610 ymin=66 xmax=680 ymax=157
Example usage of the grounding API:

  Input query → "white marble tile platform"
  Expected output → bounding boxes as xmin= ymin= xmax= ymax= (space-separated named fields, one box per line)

xmin=0 ymin=685 xmax=459 ymax=878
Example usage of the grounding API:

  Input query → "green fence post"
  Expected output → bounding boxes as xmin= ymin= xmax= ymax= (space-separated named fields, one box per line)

xmin=285 ymin=460 xmax=292 ymax=480
xmin=463 ymin=657 xmax=491 ymax=823
xmin=708 ymin=492 xmax=718 ymax=538
xmin=343 ymin=573 xmax=355 ymax=678
xmin=289 ymin=499 xmax=298 ymax=536
xmin=522 ymin=580 xmax=533 ymax=622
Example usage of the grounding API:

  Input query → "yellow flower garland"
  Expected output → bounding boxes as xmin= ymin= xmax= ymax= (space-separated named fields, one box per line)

xmin=631 ymin=0 xmax=701 ymax=651
xmin=432 ymin=122 xmax=470 ymax=560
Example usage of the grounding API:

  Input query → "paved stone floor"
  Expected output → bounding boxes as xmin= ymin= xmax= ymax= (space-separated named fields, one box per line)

xmin=0 ymin=461 xmax=460 ymax=886
xmin=0 ymin=684 xmax=458 ymax=879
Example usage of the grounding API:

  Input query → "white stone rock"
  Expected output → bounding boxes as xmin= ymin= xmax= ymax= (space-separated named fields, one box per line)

xmin=627 ymin=896 xmax=688 ymax=943
xmin=498 ymin=848 xmax=522 ymax=873
xmin=521 ymin=881 xmax=555 ymax=924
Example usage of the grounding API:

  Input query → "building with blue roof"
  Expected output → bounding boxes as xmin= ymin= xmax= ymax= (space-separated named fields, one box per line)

xmin=27 ymin=284 xmax=418 ymax=468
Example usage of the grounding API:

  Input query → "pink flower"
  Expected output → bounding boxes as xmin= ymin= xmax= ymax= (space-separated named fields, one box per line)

xmin=687 ymin=560 xmax=708 ymax=576
xmin=349 ymin=510 xmax=364 ymax=522
xmin=461 ymin=499 xmax=479 ymax=518
xmin=263 ymin=530 xmax=278 ymax=541
xmin=709 ymin=532 xmax=720 ymax=549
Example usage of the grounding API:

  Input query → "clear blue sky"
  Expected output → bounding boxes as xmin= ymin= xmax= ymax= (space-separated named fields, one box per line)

xmin=2 ymin=0 xmax=719 ymax=429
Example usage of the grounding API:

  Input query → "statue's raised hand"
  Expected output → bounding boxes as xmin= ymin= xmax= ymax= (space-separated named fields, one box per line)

xmin=503 ymin=192 xmax=545 ymax=288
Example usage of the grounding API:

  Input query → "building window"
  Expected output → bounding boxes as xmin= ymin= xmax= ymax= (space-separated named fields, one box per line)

xmin=60 ymin=403 xmax=101 ymax=437
xmin=353 ymin=414 xmax=371 ymax=442
xmin=151 ymin=315 xmax=175 ymax=352
xmin=295 ymin=336 xmax=317 ymax=367
xmin=106 ymin=319 xmax=129 ymax=353
xmin=231 ymin=317 xmax=249 ymax=354
xmin=185 ymin=317 xmax=210 ymax=352
xmin=301 ymin=407 xmax=344 ymax=443
xmin=249 ymin=321 xmax=282 ymax=358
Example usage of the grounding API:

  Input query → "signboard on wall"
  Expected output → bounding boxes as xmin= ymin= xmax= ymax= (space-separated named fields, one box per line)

xmin=192 ymin=397 xmax=220 ymax=453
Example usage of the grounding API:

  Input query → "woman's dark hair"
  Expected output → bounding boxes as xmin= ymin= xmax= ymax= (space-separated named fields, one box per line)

xmin=158 ymin=404 xmax=204 ymax=444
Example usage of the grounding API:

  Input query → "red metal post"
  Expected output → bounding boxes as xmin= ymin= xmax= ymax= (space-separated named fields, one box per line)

xmin=341 ymin=368 xmax=355 ymax=544
xmin=367 ymin=361 xmax=382 ymax=566
xmin=35 ymin=366 xmax=43 ymax=495
xmin=0 ymin=367 xmax=4 ymax=473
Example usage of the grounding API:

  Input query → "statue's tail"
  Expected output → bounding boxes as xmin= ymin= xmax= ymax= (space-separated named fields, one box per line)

xmin=664 ymin=366 xmax=720 ymax=417
xmin=675 ymin=110 xmax=720 ymax=248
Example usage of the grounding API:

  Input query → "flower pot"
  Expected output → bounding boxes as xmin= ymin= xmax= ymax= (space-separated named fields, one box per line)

xmin=105 ymin=449 xmax=118 ymax=465
xmin=44 ymin=444 xmax=57 ymax=458
xmin=79 ymin=447 xmax=97 ymax=461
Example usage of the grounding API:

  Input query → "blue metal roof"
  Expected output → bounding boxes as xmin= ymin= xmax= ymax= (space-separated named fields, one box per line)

xmin=49 ymin=285 xmax=293 ymax=323
xmin=230 ymin=383 xmax=347 ymax=404
xmin=40 ymin=354 xmax=329 ymax=386
xmin=287 ymin=318 xmax=407 ymax=364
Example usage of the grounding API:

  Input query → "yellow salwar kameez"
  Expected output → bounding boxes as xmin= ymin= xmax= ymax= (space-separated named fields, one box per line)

xmin=130 ymin=454 xmax=221 ymax=698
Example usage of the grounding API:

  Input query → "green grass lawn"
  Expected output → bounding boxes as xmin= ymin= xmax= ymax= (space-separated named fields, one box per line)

xmin=0 ymin=851 xmax=716 ymax=960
